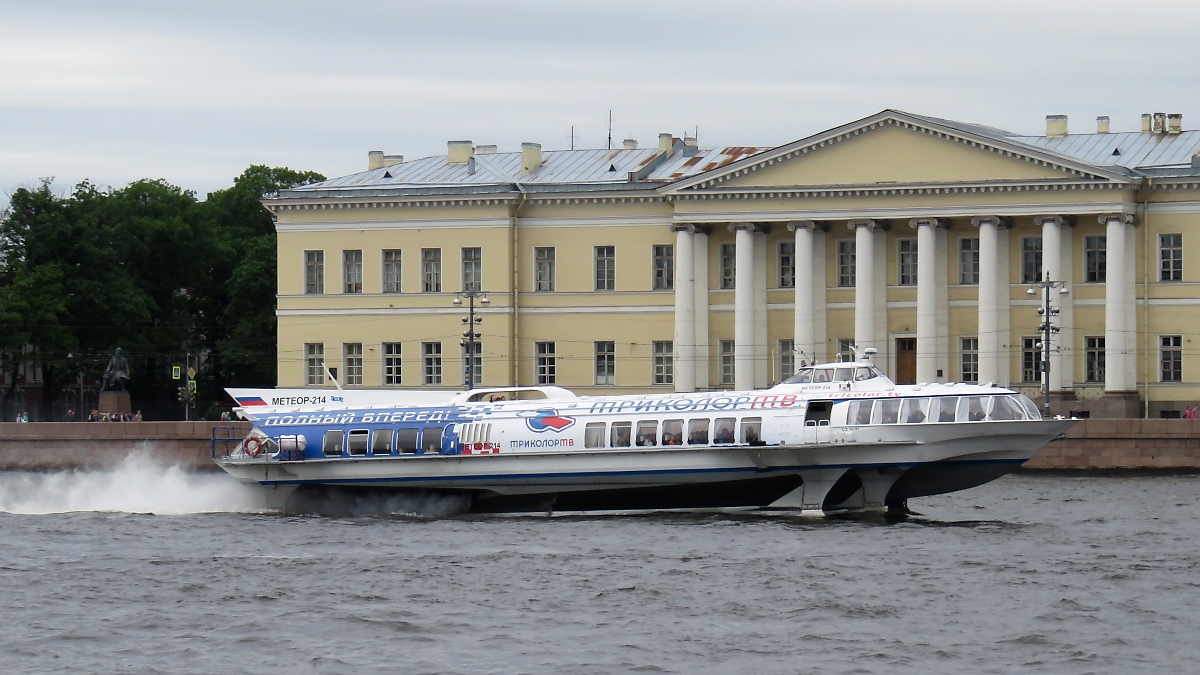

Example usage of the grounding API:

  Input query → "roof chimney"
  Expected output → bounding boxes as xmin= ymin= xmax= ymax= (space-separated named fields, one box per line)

xmin=1045 ymin=115 xmax=1068 ymax=137
xmin=1096 ymin=116 xmax=1110 ymax=134
xmin=623 ymin=137 xmax=638 ymax=150
xmin=1193 ymin=151 xmax=1200 ymax=169
xmin=521 ymin=142 xmax=542 ymax=175
xmin=682 ymin=135 xmax=699 ymax=157
xmin=447 ymin=140 xmax=474 ymax=164
xmin=1153 ymin=113 xmax=1166 ymax=134
xmin=658 ymin=133 xmax=674 ymax=154
xmin=476 ymin=144 xmax=498 ymax=155
xmin=368 ymin=151 xmax=403 ymax=170
xmin=1141 ymin=114 xmax=1153 ymax=133
xmin=1168 ymin=113 xmax=1183 ymax=134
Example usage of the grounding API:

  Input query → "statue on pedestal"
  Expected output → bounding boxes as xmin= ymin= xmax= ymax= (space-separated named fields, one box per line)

xmin=102 ymin=348 xmax=131 ymax=392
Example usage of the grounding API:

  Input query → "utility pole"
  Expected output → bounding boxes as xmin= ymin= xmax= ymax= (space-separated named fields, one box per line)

xmin=454 ymin=291 xmax=489 ymax=389
xmin=606 ymin=110 xmax=613 ymax=150
xmin=1027 ymin=280 xmax=1069 ymax=418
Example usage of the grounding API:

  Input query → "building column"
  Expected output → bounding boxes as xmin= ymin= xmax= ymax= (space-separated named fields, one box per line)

xmin=693 ymin=227 xmax=710 ymax=390
xmin=1102 ymin=213 xmax=1136 ymax=392
xmin=753 ymin=227 xmax=770 ymax=388
xmin=788 ymin=220 xmax=826 ymax=366
xmin=910 ymin=218 xmax=944 ymax=383
xmin=672 ymin=224 xmax=697 ymax=393
xmin=848 ymin=219 xmax=884 ymax=353
xmin=972 ymin=216 xmax=1008 ymax=384
xmin=732 ymin=223 xmax=756 ymax=390
xmin=1035 ymin=215 xmax=1072 ymax=392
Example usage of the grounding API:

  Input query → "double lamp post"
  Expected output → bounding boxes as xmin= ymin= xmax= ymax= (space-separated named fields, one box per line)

xmin=452 ymin=290 xmax=488 ymax=389
xmin=1027 ymin=279 xmax=1069 ymax=418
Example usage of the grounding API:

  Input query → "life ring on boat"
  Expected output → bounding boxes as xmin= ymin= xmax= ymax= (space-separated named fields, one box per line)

xmin=243 ymin=436 xmax=264 ymax=457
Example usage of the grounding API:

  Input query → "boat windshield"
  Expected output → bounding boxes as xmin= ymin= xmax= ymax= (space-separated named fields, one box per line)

xmin=784 ymin=364 xmax=886 ymax=385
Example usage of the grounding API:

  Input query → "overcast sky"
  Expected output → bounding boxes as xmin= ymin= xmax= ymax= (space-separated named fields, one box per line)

xmin=4 ymin=0 xmax=1199 ymax=205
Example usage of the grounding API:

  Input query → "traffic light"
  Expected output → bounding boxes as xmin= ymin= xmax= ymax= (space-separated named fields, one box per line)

xmin=177 ymin=386 xmax=187 ymax=402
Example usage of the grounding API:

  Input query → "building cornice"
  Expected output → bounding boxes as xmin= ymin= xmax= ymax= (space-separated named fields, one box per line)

xmin=671 ymin=200 xmax=1137 ymax=225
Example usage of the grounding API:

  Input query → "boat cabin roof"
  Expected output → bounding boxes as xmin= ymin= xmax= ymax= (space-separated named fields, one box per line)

xmin=778 ymin=362 xmax=891 ymax=386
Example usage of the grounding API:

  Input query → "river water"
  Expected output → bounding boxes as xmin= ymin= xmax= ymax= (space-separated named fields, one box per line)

xmin=1 ymin=459 xmax=1197 ymax=674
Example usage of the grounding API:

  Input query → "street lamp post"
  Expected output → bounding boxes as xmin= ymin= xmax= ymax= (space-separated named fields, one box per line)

xmin=1026 ymin=280 xmax=1069 ymax=418
xmin=453 ymin=291 xmax=489 ymax=389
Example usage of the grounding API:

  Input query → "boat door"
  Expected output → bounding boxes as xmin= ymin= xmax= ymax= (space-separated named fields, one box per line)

xmin=803 ymin=400 xmax=833 ymax=444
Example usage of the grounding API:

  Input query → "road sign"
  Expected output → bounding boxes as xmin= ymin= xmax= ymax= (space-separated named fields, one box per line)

xmin=188 ymin=380 xmax=197 ymax=393
xmin=172 ymin=366 xmax=181 ymax=380
xmin=187 ymin=367 xmax=196 ymax=379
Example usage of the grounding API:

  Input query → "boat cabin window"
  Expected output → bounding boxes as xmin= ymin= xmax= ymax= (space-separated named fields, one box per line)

xmin=688 ymin=419 xmax=710 ymax=445
xmin=396 ymin=428 xmax=419 ymax=453
xmin=934 ymin=397 xmax=958 ymax=423
xmin=958 ymin=396 xmax=987 ymax=422
xmin=347 ymin=429 xmax=369 ymax=455
xmin=901 ymin=398 xmax=929 ymax=424
xmin=788 ymin=369 xmax=813 ymax=384
xmin=713 ymin=418 xmax=736 ymax=444
xmin=848 ymin=400 xmax=873 ymax=425
xmin=372 ymin=429 xmax=393 ymax=456
xmin=989 ymin=396 xmax=1023 ymax=421
xmin=422 ymin=427 xmax=444 ymax=453
xmin=611 ymin=421 xmax=632 ymax=447
xmin=879 ymin=399 xmax=901 ymax=424
xmin=834 ymin=367 xmax=854 ymax=382
xmin=740 ymin=418 xmax=762 ymax=444
xmin=811 ymin=369 xmax=831 ymax=383
xmin=662 ymin=419 xmax=683 ymax=446
xmin=584 ymin=422 xmax=606 ymax=448
xmin=322 ymin=430 xmax=343 ymax=456
xmin=1017 ymin=395 xmax=1042 ymax=419
xmin=804 ymin=401 xmax=832 ymax=425
xmin=636 ymin=421 xmax=658 ymax=447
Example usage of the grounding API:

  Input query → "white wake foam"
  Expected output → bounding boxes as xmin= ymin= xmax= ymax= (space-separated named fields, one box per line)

xmin=0 ymin=453 xmax=267 ymax=515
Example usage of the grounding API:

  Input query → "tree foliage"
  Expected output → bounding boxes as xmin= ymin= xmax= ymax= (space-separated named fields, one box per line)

xmin=0 ymin=165 xmax=324 ymax=418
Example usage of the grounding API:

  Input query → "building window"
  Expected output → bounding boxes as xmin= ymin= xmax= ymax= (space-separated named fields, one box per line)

xmin=898 ymin=239 xmax=917 ymax=286
xmin=594 ymin=341 xmax=615 ymax=385
xmin=382 ymin=250 xmax=401 ymax=293
xmin=462 ymin=247 xmax=482 ymax=292
xmin=778 ymin=339 xmax=795 ymax=382
xmin=536 ymin=342 xmax=556 ymax=384
xmin=1022 ymin=337 xmax=1042 ymax=383
xmin=463 ymin=340 xmax=482 ymax=386
xmin=305 ymin=343 xmax=324 ymax=385
xmin=1085 ymin=336 xmax=1105 ymax=382
xmin=778 ymin=242 xmax=795 ymax=288
xmin=1161 ymin=335 xmax=1182 ymax=382
xmin=304 ymin=250 xmax=324 ymax=294
xmin=1021 ymin=237 xmax=1042 ymax=284
xmin=652 ymin=245 xmax=674 ymax=290
xmin=422 ymin=249 xmax=442 ymax=293
xmin=595 ymin=246 xmax=615 ymax=291
xmin=720 ymin=243 xmax=735 ymax=289
xmin=653 ymin=341 xmax=673 ymax=385
xmin=960 ymin=337 xmax=979 ymax=383
xmin=344 ymin=343 xmax=363 ymax=385
xmin=1161 ymin=233 xmax=1183 ymax=282
xmin=836 ymin=338 xmax=855 ymax=362
xmin=837 ymin=241 xmax=856 ymax=287
xmin=718 ymin=340 xmax=735 ymax=386
xmin=1085 ymin=236 xmax=1106 ymax=283
xmin=422 ymin=342 xmax=442 ymax=385
xmin=960 ymin=238 xmax=980 ymax=285
xmin=383 ymin=343 xmax=402 ymax=385
xmin=535 ymin=247 xmax=555 ymax=291
xmin=343 ymin=250 xmax=362 ymax=294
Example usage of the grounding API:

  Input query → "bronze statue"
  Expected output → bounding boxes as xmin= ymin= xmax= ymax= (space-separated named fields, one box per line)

xmin=102 ymin=348 xmax=131 ymax=391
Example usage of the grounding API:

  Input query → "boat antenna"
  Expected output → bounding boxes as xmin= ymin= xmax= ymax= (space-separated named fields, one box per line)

xmin=322 ymin=362 xmax=344 ymax=390
xmin=848 ymin=344 xmax=878 ymax=363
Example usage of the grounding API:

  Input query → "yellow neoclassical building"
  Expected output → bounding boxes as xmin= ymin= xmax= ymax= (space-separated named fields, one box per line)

xmin=266 ymin=109 xmax=1200 ymax=418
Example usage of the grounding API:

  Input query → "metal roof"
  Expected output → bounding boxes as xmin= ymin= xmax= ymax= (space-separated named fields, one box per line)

xmin=280 ymin=111 xmax=1200 ymax=199
xmin=1010 ymin=131 xmax=1200 ymax=170
xmin=287 ymin=143 xmax=770 ymax=195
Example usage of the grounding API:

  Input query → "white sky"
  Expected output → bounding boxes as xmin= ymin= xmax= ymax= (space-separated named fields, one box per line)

xmin=3 ymin=0 xmax=1199 ymax=205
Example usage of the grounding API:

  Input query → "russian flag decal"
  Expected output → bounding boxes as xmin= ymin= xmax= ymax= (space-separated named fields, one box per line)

xmin=236 ymin=397 xmax=268 ymax=407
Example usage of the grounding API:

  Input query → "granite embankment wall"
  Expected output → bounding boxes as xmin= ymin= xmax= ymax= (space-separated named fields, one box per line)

xmin=1021 ymin=418 xmax=1200 ymax=471
xmin=0 ymin=422 xmax=251 ymax=472
xmin=0 ymin=419 xmax=1196 ymax=472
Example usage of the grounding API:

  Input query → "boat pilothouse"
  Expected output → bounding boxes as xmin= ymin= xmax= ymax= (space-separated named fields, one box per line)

xmin=214 ymin=354 xmax=1074 ymax=515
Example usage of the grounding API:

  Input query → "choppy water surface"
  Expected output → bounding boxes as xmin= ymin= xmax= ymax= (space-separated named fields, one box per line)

xmin=1 ymin=462 xmax=1198 ymax=674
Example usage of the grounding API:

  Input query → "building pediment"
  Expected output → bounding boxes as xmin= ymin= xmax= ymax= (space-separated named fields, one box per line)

xmin=663 ymin=110 xmax=1131 ymax=194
